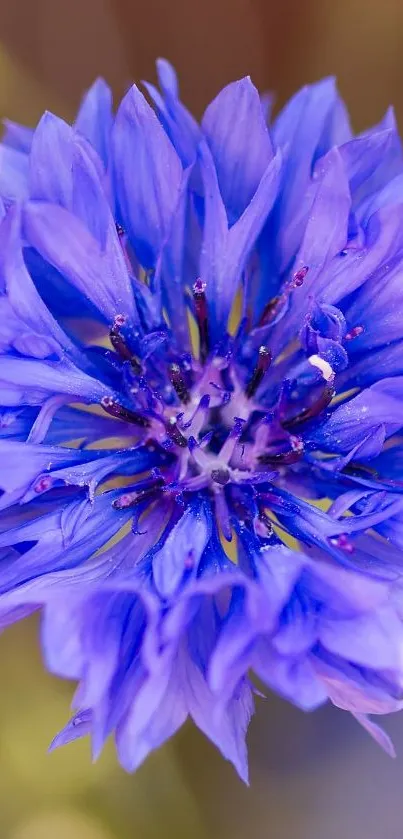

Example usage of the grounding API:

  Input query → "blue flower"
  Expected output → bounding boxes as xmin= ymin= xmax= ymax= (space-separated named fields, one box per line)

xmin=1 ymin=59 xmax=403 ymax=781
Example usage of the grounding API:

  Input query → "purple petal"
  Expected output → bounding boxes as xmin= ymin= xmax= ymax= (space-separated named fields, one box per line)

xmin=23 ymin=201 xmax=135 ymax=321
xmin=310 ymin=378 xmax=403 ymax=456
xmin=0 ymin=144 xmax=29 ymax=201
xmin=152 ymin=502 xmax=211 ymax=597
xmin=112 ymin=84 xmax=183 ymax=267
xmin=352 ymin=712 xmax=396 ymax=758
xmin=202 ymin=77 xmax=274 ymax=223
xmin=74 ymin=78 xmax=113 ymax=167
xmin=29 ymin=112 xmax=74 ymax=205
xmin=0 ymin=355 xmax=109 ymax=406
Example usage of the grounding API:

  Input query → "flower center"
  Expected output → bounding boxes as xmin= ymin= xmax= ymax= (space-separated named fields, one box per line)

xmin=96 ymin=273 xmax=338 ymax=542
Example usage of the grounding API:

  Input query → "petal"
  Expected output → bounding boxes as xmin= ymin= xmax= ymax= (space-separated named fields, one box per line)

xmin=144 ymin=58 xmax=200 ymax=168
xmin=352 ymin=712 xmax=396 ymax=758
xmin=320 ymin=608 xmax=403 ymax=670
xmin=23 ymin=201 xmax=135 ymax=321
xmin=29 ymin=112 xmax=74 ymax=205
xmin=112 ymin=84 xmax=183 ymax=267
xmin=199 ymin=141 xmax=281 ymax=337
xmin=152 ymin=501 xmax=212 ymax=598
xmin=0 ymin=355 xmax=109 ymax=406
xmin=116 ymin=660 xmax=188 ymax=772
xmin=74 ymin=78 xmax=113 ymax=167
xmin=272 ymin=77 xmax=351 ymax=270
xmin=49 ymin=711 xmax=93 ymax=750
xmin=341 ymin=128 xmax=403 ymax=217
xmin=0 ymin=204 xmax=79 ymax=360
xmin=322 ymin=202 xmax=403 ymax=307
xmin=183 ymin=653 xmax=253 ymax=783
xmin=2 ymin=119 xmax=34 ymax=153
xmin=313 ymin=651 xmax=403 ymax=715
xmin=202 ymin=77 xmax=274 ymax=223
xmin=0 ymin=143 xmax=29 ymax=202
xmin=274 ymin=147 xmax=351 ymax=346
xmin=0 ymin=491 xmax=133 ymax=592
xmin=310 ymin=378 xmax=403 ymax=455
xmin=253 ymin=642 xmax=327 ymax=711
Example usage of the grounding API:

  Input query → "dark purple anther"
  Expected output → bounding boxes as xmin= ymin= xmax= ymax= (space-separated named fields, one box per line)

xmin=211 ymin=467 xmax=230 ymax=486
xmin=330 ymin=533 xmax=355 ymax=554
xmin=282 ymin=384 xmax=335 ymax=429
xmin=255 ymin=510 xmax=274 ymax=538
xmin=345 ymin=325 xmax=364 ymax=341
xmin=258 ymin=295 xmax=282 ymax=326
xmin=110 ymin=315 xmax=142 ymax=374
xmin=101 ymin=395 xmax=149 ymax=428
xmin=169 ymin=363 xmax=191 ymax=404
xmin=166 ymin=416 xmax=188 ymax=447
xmin=193 ymin=279 xmax=209 ymax=364
xmin=34 ymin=475 xmax=53 ymax=493
xmin=112 ymin=481 xmax=163 ymax=510
xmin=245 ymin=345 xmax=272 ymax=399
xmin=291 ymin=266 xmax=309 ymax=287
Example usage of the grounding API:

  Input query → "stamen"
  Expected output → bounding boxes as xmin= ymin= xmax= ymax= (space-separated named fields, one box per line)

xmin=258 ymin=295 xmax=282 ymax=326
xmin=101 ymin=396 xmax=149 ymax=428
xmin=219 ymin=417 xmax=246 ymax=463
xmin=211 ymin=468 xmax=230 ymax=486
xmin=34 ymin=475 xmax=53 ymax=493
xmin=245 ymin=346 xmax=272 ymax=399
xmin=254 ymin=510 xmax=274 ymax=538
xmin=290 ymin=266 xmax=309 ymax=287
xmin=166 ymin=416 xmax=188 ymax=447
xmin=112 ymin=481 xmax=163 ymax=510
xmin=282 ymin=385 xmax=335 ymax=429
xmin=169 ymin=363 xmax=190 ymax=404
xmin=329 ymin=533 xmax=355 ymax=554
xmin=193 ymin=279 xmax=209 ymax=364
xmin=308 ymin=354 xmax=334 ymax=382
xmin=345 ymin=325 xmax=364 ymax=341
xmin=109 ymin=316 xmax=142 ymax=374
xmin=258 ymin=267 xmax=308 ymax=326
xmin=259 ymin=436 xmax=304 ymax=465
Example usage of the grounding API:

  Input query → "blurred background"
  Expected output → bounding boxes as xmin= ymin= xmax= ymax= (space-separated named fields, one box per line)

xmin=0 ymin=1 xmax=403 ymax=837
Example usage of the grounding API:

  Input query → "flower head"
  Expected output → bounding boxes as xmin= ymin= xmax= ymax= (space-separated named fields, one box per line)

xmin=1 ymin=60 xmax=403 ymax=780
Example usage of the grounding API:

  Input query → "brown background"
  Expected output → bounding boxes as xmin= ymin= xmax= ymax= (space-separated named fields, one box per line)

xmin=2 ymin=0 xmax=403 ymax=126
xmin=0 ymin=2 xmax=403 ymax=837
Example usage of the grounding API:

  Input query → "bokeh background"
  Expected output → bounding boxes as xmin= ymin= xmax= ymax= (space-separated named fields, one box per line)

xmin=0 ymin=1 xmax=403 ymax=837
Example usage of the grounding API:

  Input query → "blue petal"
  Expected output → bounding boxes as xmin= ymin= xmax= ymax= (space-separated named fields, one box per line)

xmin=199 ymin=141 xmax=281 ymax=337
xmin=0 ymin=204 xmax=80 ymax=360
xmin=320 ymin=608 xmax=403 ymax=670
xmin=2 ymin=119 xmax=34 ymax=153
xmin=74 ymin=78 xmax=113 ymax=167
xmin=49 ymin=711 xmax=93 ymax=750
xmin=112 ymin=84 xmax=183 ymax=267
xmin=144 ymin=59 xmax=200 ymax=168
xmin=253 ymin=644 xmax=327 ymax=711
xmin=202 ymin=77 xmax=274 ymax=223
xmin=152 ymin=501 xmax=211 ymax=598
xmin=29 ymin=112 xmax=74 ymax=205
xmin=0 ymin=144 xmax=29 ymax=202
xmin=116 ymin=660 xmax=188 ymax=772
xmin=23 ymin=201 xmax=136 ymax=321
xmin=310 ymin=378 xmax=403 ymax=456
xmin=272 ymin=77 xmax=351 ymax=271
xmin=0 ymin=491 xmax=133 ymax=591
xmin=182 ymin=653 xmax=253 ymax=784
xmin=274 ymin=147 xmax=351 ymax=348
xmin=340 ymin=127 xmax=403 ymax=218
xmin=0 ymin=355 xmax=110 ymax=406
